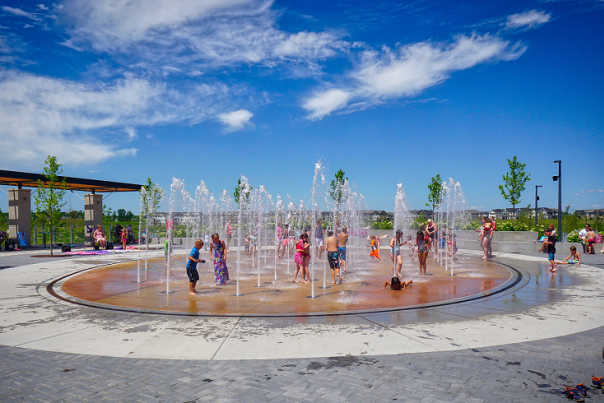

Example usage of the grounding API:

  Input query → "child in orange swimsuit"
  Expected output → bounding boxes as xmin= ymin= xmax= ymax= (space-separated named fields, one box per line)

xmin=368 ymin=235 xmax=383 ymax=263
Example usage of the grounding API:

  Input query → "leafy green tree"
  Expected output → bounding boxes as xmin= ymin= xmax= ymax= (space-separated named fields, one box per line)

xmin=117 ymin=209 xmax=126 ymax=221
xmin=0 ymin=207 xmax=5 ymax=228
xmin=499 ymin=156 xmax=531 ymax=213
xmin=234 ymin=179 xmax=252 ymax=208
xmin=140 ymin=177 xmax=165 ymax=217
xmin=426 ymin=174 xmax=445 ymax=216
xmin=33 ymin=156 xmax=67 ymax=256
xmin=125 ymin=211 xmax=134 ymax=221
xmin=329 ymin=169 xmax=348 ymax=211
xmin=102 ymin=205 xmax=114 ymax=225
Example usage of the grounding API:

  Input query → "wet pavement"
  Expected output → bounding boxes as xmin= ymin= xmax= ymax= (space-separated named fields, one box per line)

xmin=59 ymin=253 xmax=510 ymax=315
xmin=0 ymin=247 xmax=603 ymax=402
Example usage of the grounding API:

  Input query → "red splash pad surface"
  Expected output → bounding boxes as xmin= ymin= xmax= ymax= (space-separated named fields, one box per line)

xmin=61 ymin=254 xmax=510 ymax=315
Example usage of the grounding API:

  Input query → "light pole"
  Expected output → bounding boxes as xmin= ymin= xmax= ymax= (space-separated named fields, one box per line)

xmin=535 ymin=185 xmax=542 ymax=227
xmin=553 ymin=160 xmax=562 ymax=241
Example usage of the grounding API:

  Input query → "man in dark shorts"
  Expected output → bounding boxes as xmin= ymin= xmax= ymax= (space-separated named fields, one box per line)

xmin=187 ymin=239 xmax=205 ymax=295
xmin=325 ymin=230 xmax=343 ymax=284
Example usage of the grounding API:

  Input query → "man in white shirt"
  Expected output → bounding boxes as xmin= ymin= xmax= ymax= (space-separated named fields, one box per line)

xmin=578 ymin=224 xmax=589 ymax=253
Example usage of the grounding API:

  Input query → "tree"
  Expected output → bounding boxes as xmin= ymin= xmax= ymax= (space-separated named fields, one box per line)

xmin=125 ymin=211 xmax=134 ymax=221
xmin=329 ymin=169 xmax=348 ymax=212
xmin=234 ymin=179 xmax=252 ymax=208
xmin=33 ymin=156 xmax=67 ymax=256
xmin=426 ymin=174 xmax=445 ymax=215
xmin=102 ymin=205 xmax=114 ymax=226
xmin=117 ymin=209 xmax=127 ymax=221
xmin=140 ymin=177 xmax=165 ymax=217
xmin=499 ymin=156 xmax=531 ymax=213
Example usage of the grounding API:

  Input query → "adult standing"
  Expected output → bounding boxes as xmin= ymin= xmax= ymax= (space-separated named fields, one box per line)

xmin=481 ymin=217 xmax=494 ymax=260
xmin=578 ymin=224 xmax=589 ymax=253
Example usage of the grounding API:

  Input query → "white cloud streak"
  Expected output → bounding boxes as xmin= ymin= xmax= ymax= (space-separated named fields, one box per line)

xmin=506 ymin=10 xmax=551 ymax=29
xmin=1 ymin=6 xmax=41 ymax=21
xmin=303 ymin=34 xmax=526 ymax=119
xmin=218 ymin=109 xmax=254 ymax=132
xmin=60 ymin=0 xmax=348 ymax=73
xmin=574 ymin=189 xmax=604 ymax=196
xmin=0 ymin=70 xmax=235 ymax=169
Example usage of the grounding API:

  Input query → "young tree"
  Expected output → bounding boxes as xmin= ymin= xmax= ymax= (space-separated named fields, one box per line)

xmin=329 ymin=169 xmax=348 ymax=212
xmin=499 ymin=156 xmax=531 ymax=213
xmin=426 ymin=174 xmax=445 ymax=216
xmin=117 ymin=209 xmax=127 ymax=221
xmin=234 ymin=179 xmax=252 ymax=208
xmin=139 ymin=177 xmax=165 ymax=248
xmin=33 ymin=156 xmax=67 ymax=256
xmin=140 ymin=177 xmax=165 ymax=217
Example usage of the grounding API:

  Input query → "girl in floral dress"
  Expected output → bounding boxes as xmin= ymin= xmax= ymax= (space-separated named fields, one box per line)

xmin=209 ymin=233 xmax=229 ymax=285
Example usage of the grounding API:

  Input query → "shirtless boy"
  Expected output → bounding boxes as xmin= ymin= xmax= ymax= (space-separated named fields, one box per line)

xmin=337 ymin=226 xmax=349 ymax=274
xmin=326 ymin=230 xmax=343 ymax=284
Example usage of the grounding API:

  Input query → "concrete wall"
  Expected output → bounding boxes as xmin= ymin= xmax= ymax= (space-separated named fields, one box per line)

xmin=8 ymin=189 xmax=31 ymax=246
xmin=84 ymin=194 xmax=103 ymax=246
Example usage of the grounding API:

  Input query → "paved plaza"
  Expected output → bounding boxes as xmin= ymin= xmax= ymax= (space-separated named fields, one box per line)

xmin=1 ymin=247 xmax=603 ymax=402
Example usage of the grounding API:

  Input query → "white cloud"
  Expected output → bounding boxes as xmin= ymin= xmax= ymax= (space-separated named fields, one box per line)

xmin=60 ymin=0 xmax=348 ymax=73
xmin=37 ymin=4 xmax=49 ymax=11
xmin=124 ymin=127 xmax=138 ymax=139
xmin=1 ymin=6 xmax=41 ymax=21
xmin=217 ymin=109 xmax=253 ymax=131
xmin=302 ymin=89 xmax=351 ymax=120
xmin=0 ymin=70 xmax=237 ymax=169
xmin=506 ymin=10 xmax=551 ymax=29
xmin=303 ymin=34 xmax=525 ymax=119
xmin=575 ymin=189 xmax=604 ymax=196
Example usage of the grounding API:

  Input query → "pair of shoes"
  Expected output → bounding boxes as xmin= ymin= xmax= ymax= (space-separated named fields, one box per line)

xmin=562 ymin=386 xmax=585 ymax=402
xmin=593 ymin=376 xmax=604 ymax=390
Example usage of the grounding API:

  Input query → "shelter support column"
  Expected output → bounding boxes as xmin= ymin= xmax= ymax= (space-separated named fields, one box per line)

xmin=8 ymin=189 xmax=31 ymax=246
xmin=85 ymin=194 xmax=103 ymax=246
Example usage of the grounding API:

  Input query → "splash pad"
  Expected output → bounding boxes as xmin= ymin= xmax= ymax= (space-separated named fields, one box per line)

xmin=58 ymin=251 xmax=513 ymax=316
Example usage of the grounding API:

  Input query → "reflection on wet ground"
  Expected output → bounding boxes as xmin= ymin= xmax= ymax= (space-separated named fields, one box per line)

xmin=61 ymin=252 xmax=510 ymax=315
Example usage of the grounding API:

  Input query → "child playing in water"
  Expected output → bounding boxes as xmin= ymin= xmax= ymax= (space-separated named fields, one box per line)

xmin=390 ymin=230 xmax=407 ymax=277
xmin=326 ymin=230 xmax=343 ymax=284
xmin=368 ymin=235 xmax=383 ymax=263
xmin=384 ymin=276 xmax=413 ymax=290
xmin=543 ymin=228 xmax=557 ymax=272
xmin=558 ymin=246 xmax=581 ymax=265
xmin=186 ymin=239 xmax=205 ymax=295
xmin=293 ymin=234 xmax=310 ymax=283
xmin=448 ymin=233 xmax=458 ymax=262
xmin=407 ymin=235 xmax=416 ymax=262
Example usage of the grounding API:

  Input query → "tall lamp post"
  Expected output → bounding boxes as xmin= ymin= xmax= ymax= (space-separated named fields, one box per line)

xmin=535 ymin=185 xmax=542 ymax=227
xmin=553 ymin=160 xmax=562 ymax=241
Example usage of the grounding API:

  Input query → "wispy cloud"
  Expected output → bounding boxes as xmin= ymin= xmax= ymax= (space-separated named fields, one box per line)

xmin=0 ymin=70 xmax=240 ymax=169
xmin=1 ymin=6 xmax=41 ymax=21
xmin=218 ymin=109 xmax=254 ymax=132
xmin=303 ymin=33 xmax=525 ymax=119
xmin=60 ymin=0 xmax=348 ymax=75
xmin=506 ymin=10 xmax=551 ymax=29
xmin=574 ymin=189 xmax=604 ymax=196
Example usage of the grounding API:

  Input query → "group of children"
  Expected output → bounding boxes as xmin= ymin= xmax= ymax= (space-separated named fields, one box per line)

xmin=291 ymin=221 xmax=349 ymax=285
xmin=540 ymin=225 xmax=582 ymax=273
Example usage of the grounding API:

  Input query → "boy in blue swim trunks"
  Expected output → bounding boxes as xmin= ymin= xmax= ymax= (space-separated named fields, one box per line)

xmin=326 ymin=230 xmax=343 ymax=284
xmin=187 ymin=239 xmax=205 ymax=295
xmin=543 ymin=228 xmax=557 ymax=272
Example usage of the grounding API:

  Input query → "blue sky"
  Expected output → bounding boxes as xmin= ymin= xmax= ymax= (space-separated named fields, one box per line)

xmin=0 ymin=0 xmax=602 ymax=214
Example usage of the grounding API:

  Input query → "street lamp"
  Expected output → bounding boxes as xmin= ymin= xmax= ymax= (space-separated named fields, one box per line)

xmin=535 ymin=185 xmax=542 ymax=227
xmin=553 ymin=160 xmax=562 ymax=241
